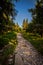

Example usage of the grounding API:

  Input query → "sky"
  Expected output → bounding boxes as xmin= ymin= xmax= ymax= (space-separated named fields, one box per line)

xmin=14 ymin=0 xmax=35 ymax=26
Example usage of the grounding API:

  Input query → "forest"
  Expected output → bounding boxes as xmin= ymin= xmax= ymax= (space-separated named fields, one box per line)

xmin=0 ymin=0 xmax=43 ymax=65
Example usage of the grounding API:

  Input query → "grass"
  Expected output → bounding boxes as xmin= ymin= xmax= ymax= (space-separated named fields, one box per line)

xmin=0 ymin=31 xmax=17 ymax=49
xmin=0 ymin=31 xmax=18 ymax=64
xmin=22 ymin=32 xmax=43 ymax=55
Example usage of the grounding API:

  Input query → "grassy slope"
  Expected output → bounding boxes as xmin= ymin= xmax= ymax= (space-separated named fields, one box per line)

xmin=3 ymin=31 xmax=17 ymax=54
xmin=22 ymin=32 xmax=43 ymax=55
xmin=0 ymin=31 xmax=18 ymax=63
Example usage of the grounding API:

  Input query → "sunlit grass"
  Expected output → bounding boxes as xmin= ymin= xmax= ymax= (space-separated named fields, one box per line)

xmin=0 ymin=31 xmax=18 ymax=64
xmin=22 ymin=32 xmax=43 ymax=55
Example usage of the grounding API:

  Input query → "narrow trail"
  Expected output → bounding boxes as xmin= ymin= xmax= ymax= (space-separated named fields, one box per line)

xmin=15 ymin=33 xmax=43 ymax=65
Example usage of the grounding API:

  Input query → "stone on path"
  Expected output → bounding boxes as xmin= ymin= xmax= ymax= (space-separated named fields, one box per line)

xmin=15 ymin=54 xmax=24 ymax=65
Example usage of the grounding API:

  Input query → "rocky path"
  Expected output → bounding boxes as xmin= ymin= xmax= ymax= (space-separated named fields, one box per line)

xmin=15 ymin=33 xmax=43 ymax=65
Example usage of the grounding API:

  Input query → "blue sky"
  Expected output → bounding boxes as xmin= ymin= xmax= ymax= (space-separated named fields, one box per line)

xmin=14 ymin=0 xmax=35 ymax=26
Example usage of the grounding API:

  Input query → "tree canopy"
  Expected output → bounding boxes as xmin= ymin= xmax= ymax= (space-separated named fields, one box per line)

xmin=28 ymin=0 xmax=43 ymax=37
xmin=0 ymin=0 xmax=17 ymax=33
xmin=22 ymin=19 xmax=29 ymax=32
